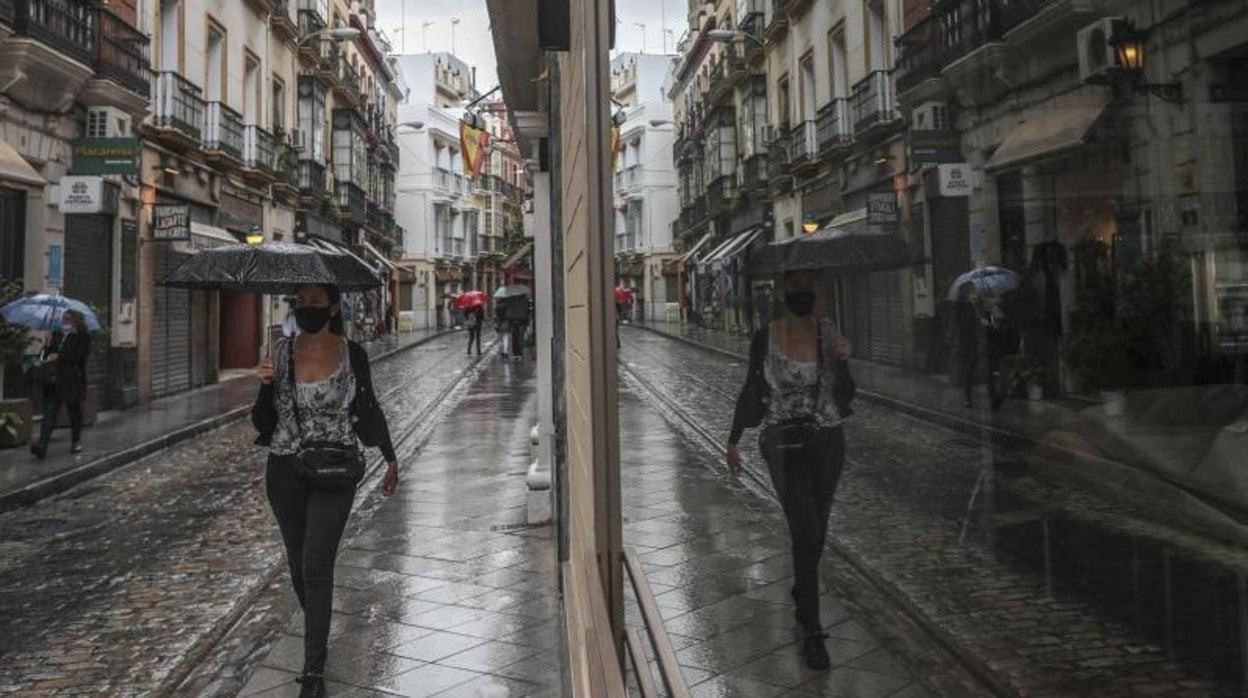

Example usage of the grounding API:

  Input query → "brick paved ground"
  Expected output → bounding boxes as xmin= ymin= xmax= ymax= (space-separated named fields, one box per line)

xmin=621 ymin=327 xmax=1236 ymax=697
xmin=0 ymin=334 xmax=482 ymax=696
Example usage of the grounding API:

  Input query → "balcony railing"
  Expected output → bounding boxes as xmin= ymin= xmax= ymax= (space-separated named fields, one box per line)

xmin=204 ymin=101 xmax=244 ymax=159
xmin=707 ymin=176 xmax=736 ymax=217
xmin=366 ymin=200 xmax=383 ymax=229
xmin=616 ymin=233 xmax=637 ymax=254
xmin=895 ymin=14 xmax=942 ymax=95
xmin=152 ymin=71 xmax=205 ymax=140
xmin=270 ymin=0 xmax=297 ymax=38
xmin=851 ymin=71 xmax=896 ymax=132
xmin=438 ymin=236 xmax=465 ymax=258
xmin=742 ymin=154 xmax=768 ymax=190
xmin=788 ymin=120 xmax=817 ymax=164
xmin=95 ymin=8 xmax=150 ymax=97
xmin=816 ymin=98 xmax=852 ymax=151
xmin=243 ymin=125 xmax=277 ymax=175
xmin=13 ymin=0 xmax=96 ymax=67
xmin=615 ymin=165 xmax=640 ymax=192
xmin=336 ymin=58 xmax=359 ymax=96
xmin=335 ymin=180 xmax=366 ymax=219
xmin=298 ymin=159 xmax=327 ymax=198
xmin=434 ymin=167 xmax=459 ymax=193
xmin=276 ymin=147 xmax=300 ymax=190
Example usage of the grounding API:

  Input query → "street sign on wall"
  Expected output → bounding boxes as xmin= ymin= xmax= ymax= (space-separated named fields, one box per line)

xmin=59 ymin=176 xmax=104 ymax=214
xmin=70 ymin=138 xmax=140 ymax=175
xmin=152 ymin=204 xmax=191 ymax=241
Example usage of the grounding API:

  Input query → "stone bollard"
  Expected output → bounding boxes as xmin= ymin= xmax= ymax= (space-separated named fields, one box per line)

xmin=526 ymin=422 xmax=552 ymax=525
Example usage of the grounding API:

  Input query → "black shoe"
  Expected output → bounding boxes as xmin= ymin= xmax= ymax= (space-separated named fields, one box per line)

xmin=30 ymin=443 xmax=46 ymax=460
xmin=801 ymin=634 xmax=831 ymax=671
xmin=296 ymin=673 xmax=326 ymax=698
xmin=71 ymin=442 xmax=83 ymax=454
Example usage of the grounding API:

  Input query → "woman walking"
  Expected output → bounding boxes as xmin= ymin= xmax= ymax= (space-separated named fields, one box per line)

xmin=252 ymin=284 xmax=399 ymax=697
xmin=30 ymin=309 xmax=91 ymax=460
xmin=726 ymin=270 xmax=855 ymax=671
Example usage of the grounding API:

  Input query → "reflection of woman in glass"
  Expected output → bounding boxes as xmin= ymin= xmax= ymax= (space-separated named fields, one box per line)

xmin=726 ymin=270 xmax=855 ymax=671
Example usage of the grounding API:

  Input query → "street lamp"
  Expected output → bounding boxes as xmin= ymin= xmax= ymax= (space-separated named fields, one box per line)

xmin=246 ymin=225 xmax=264 ymax=245
xmin=648 ymin=119 xmax=673 ymax=128
xmin=297 ymin=26 xmax=360 ymax=48
xmin=802 ymin=214 xmax=819 ymax=235
xmin=706 ymin=28 xmax=764 ymax=48
xmin=398 ymin=121 xmax=425 ymax=131
xmin=1106 ymin=20 xmax=1182 ymax=104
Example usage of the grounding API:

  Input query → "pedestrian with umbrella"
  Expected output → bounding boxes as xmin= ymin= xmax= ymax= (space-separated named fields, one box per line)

xmin=0 ymin=294 xmax=99 ymax=460
xmin=455 ymin=291 xmax=488 ymax=356
xmin=948 ymin=267 xmax=1020 ymax=410
xmin=494 ymin=285 xmax=529 ymax=360
xmin=161 ymin=242 xmax=398 ymax=698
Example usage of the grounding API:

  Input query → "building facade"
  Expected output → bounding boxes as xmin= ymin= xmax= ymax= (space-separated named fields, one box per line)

xmin=611 ymin=52 xmax=680 ymax=323
xmin=1 ymin=0 xmax=151 ymax=407
xmin=0 ymin=0 xmax=403 ymax=408
xmin=394 ymin=55 xmax=526 ymax=330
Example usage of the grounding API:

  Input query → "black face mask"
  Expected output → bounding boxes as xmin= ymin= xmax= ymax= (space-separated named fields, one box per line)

xmin=294 ymin=306 xmax=333 ymax=334
xmin=784 ymin=290 xmax=816 ymax=317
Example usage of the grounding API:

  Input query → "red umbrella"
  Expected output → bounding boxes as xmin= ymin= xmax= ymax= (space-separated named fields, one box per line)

xmin=453 ymin=290 xmax=488 ymax=310
xmin=613 ymin=287 xmax=633 ymax=305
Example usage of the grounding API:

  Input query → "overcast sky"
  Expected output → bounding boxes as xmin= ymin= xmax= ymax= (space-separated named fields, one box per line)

xmin=374 ymin=0 xmax=679 ymax=93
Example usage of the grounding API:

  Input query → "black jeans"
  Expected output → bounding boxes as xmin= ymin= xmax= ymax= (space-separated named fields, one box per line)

xmin=266 ymin=454 xmax=356 ymax=674
xmin=761 ymin=426 xmax=845 ymax=635
xmin=467 ymin=326 xmax=482 ymax=354
xmin=960 ymin=351 xmax=1001 ymax=404
xmin=38 ymin=387 xmax=82 ymax=447
xmin=510 ymin=322 xmax=526 ymax=356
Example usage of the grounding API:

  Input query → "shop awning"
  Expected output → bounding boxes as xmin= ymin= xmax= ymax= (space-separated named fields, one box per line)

xmin=699 ymin=236 xmax=738 ymax=267
xmin=189 ymin=221 xmax=239 ymax=248
xmin=984 ymin=92 xmax=1111 ymax=172
xmin=361 ymin=239 xmax=398 ymax=272
xmin=704 ymin=228 xmax=763 ymax=266
xmin=310 ymin=238 xmax=378 ymax=275
xmin=679 ymin=232 xmax=714 ymax=262
xmin=0 ymin=138 xmax=45 ymax=188
xmin=503 ymin=241 xmax=533 ymax=269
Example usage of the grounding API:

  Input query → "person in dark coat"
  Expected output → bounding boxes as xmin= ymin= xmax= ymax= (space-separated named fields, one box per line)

xmin=31 ymin=309 xmax=91 ymax=460
xmin=956 ymin=282 xmax=1000 ymax=409
xmin=504 ymin=294 xmax=529 ymax=358
xmin=465 ymin=305 xmax=484 ymax=356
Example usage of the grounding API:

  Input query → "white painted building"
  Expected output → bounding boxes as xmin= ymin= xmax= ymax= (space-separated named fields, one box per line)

xmin=611 ymin=52 xmax=680 ymax=323
xmin=393 ymin=52 xmax=480 ymax=330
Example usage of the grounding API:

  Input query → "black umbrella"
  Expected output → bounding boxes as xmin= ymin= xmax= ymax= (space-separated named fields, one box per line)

xmin=747 ymin=226 xmax=923 ymax=276
xmin=157 ymin=241 xmax=382 ymax=294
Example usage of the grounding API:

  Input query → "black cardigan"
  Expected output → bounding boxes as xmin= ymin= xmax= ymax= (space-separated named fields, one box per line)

xmin=251 ymin=340 xmax=397 ymax=462
xmin=728 ymin=326 xmax=857 ymax=446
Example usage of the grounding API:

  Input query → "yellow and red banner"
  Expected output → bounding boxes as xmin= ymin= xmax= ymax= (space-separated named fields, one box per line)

xmin=459 ymin=121 xmax=491 ymax=181
xmin=610 ymin=124 xmax=624 ymax=169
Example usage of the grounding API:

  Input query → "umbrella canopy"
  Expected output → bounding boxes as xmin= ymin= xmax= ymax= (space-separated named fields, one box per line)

xmin=0 ymin=294 xmax=102 ymax=331
xmin=946 ymin=266 xmax=1022 ymax=301
xmin=613 ymin=287 xmax=633 ymax=304
xmin=493 ymin=284 xmax=529 ymax=300
xmin=157 ymin=241 xmax=382 ymax=294
xmin=747 ymin=226 xmax=922 ymax=276
xmin=453 ymin=290 xmax=489 ymax=310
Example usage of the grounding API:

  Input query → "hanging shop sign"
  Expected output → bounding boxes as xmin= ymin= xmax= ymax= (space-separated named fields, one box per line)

xmin=70 ymin=138 xmax=140 ymax=175
xmin=867 ymin=191 xmax=900 ymax=225
xmin=152 ymin=204 xmax=191 ymax=241
xmin=908 ymin=130 xmax=962 ymax=164
xmin=937 ymin=163 xmax=974 ymax=197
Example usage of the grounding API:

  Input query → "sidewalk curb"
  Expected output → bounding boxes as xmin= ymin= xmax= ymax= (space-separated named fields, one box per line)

xmin=0 ymin=331 xmax=454 ymax=515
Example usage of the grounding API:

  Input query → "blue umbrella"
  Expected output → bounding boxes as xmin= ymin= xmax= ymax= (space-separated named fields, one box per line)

xmin=947 ymin=266 xmax=1022 ymax=301
xmin=0 ymin=294 xmax=102 ymax=331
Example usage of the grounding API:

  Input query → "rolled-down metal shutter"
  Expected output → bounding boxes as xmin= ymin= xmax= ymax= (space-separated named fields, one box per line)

xmin=64 ymin=215 xmax=113 ymax=407
xmin=152 ymin=246 xmax=191 ymax=398
xmin=928 ymin=194 xmax=970 ymax=303
xmin=868 ymin=270 xmax=904 ymax=365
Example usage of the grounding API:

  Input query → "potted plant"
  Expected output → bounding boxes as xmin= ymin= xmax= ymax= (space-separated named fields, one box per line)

xmin=1064 ymin=325 xmax=1132 ymax=415
xmin=1000 ymin=358 xmax=1047 ymax=401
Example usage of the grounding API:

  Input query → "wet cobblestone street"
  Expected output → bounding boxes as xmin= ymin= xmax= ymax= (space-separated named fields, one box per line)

xmin=619 ymin=326 xmax=1234 ymax=697
xmin=0 ymin=335 xmax=484 ymax=696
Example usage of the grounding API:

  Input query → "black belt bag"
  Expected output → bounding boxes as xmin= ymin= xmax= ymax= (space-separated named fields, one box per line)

xmin=288 ymin=347 xmax=365 ymax=492
xmin=761 ymin=419 xmax=823 ymax=453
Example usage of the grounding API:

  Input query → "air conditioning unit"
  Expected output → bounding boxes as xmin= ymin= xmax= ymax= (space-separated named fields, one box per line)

xmin=911 ymin=101 xmax=950 ymax=131
xmin=289 ymin=128 xmax=308 ymax=151
xmin=1078 ymin=17 xmax=1124 ymax=83
xmin=85 ymin=107 xmax=132 ymax=139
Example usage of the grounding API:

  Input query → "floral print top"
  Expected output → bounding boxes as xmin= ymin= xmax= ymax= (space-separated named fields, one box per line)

xmin=269 ymin=338 xmax=359 ymax=456
xmin=762 ymin=319 xmax=845 ymax=430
